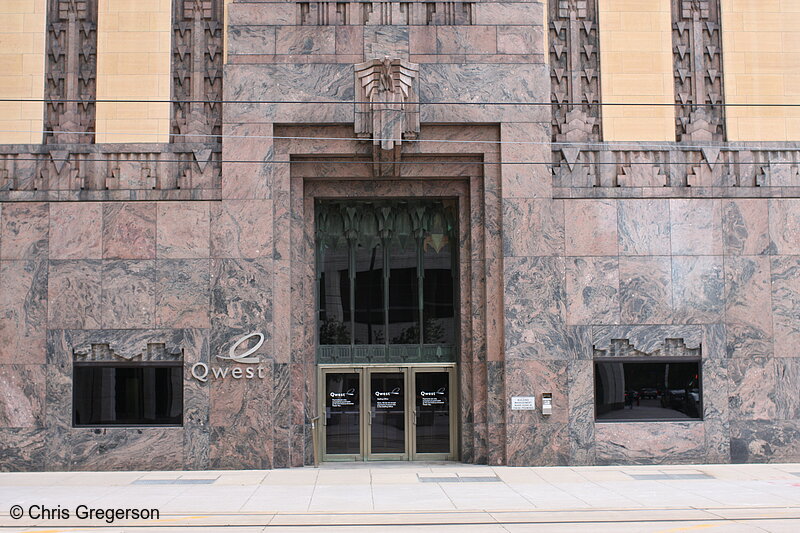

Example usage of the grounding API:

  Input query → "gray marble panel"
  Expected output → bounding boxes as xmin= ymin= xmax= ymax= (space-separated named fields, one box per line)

xmin=730 ymin=420 xmax=800 ymax=463
xmin=0 ymin=429 xmax=46 ymax=471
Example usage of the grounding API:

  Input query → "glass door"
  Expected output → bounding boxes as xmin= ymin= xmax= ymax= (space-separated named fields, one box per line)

xmin=412 ymin=368 xmax=455 ymax=460
xmin=322 ymin=369 xmax=363 ymax=461
xmin=367 ymin=369 xmax=408 ymax=460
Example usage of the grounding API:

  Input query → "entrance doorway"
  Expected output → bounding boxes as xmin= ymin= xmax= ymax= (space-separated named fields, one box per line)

xmin=320 ymin=365 xmax=456 ymax=461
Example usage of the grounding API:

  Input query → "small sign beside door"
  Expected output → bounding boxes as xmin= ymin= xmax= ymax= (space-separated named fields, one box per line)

xmin=511 ymin=396 xmax=536 ymax=411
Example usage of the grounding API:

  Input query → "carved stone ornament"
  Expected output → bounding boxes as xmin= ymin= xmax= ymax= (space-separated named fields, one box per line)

xmin=354 ymin=58 xmax=420 ymax=177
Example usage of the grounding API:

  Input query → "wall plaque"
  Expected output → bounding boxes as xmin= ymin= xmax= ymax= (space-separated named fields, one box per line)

xmin=511 ymin=396 xmax=536 ymax=411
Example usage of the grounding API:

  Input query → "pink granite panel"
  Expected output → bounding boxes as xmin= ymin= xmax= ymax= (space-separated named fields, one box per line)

xmin=670 ymin=199 xmax=723 ymax=255
xmin=209 ymin=426 xmax=273 ymax=470
xmin=618 ymin=199 xmax=671 ymax=256
xmin=501 ymin=123 xmax=551 ymax=198
xmin=0 ymin=203 xmax=48 ymax=260
xmin=502 ymin=198 xmax=564 ymax=256
xmin=770 ymin=256 xmax=800 ymax=358
xmin=102 ymin=203 xmax=156 ymax=260
xmin=0 ymin=365 xmax=45 ymax=428
xmin=437 ymin=27 xmax=497 ymax=55
xmin=100 ymin=260 xmax=155 ymax=329
xmin=728 ymin=358 xmax=779 ymax=420
xmin=227 ymin=26 xmax=276 ymax=55
xmin=595 ymin=422 xmax=706 ymax=464
xmin=409 ymin=26 xmax=436 ymax=55
xmin=731 ymin=420 xmax=800 ymax=463
xmin=497 ymin=25 xmax=544 ymax=55
xmin=275 ymin=26 xmax=335 ymax=55
xmin=672 ymin=256 xmax=724 ymax=324
xmin=157 ymin=202 xmax=210 ymax=259
xmin=768 ymin=199 xmax=800 ymax=255
xmin=724 ymin=256 xmax=773 ymax=358
xmin=221 ymin=124 xmax=273 ymax=200
xmin=47 ymin=260 xmax=102 ymax=329
xmin=619 ymin=256 xmax=672 ymax=325
xmin=48 ymin=203 xmax=102 ymax=260
xmin=506 ymin=422 xmax=569 ymax=466
xmin=335 ymin=26 xmax=363 ymax=56
xmin=565 ymin=200 xmax=618 ymax=256
xmin=722 ymin=199 xmax=770 ymax=256
xmin=210 ymin=200 xmax=273 ymax=258
xmin=506 ymin=360 xmax=568 ymax=424
xmin=566 ymin=257 xmax=619 ymax=325
xmin=156 ymin=259 xmax=210 ymax=329
xmin=0 ymin=261 xmax=47 ymax=365
xmin=47 ymin=428 xmax=184 ymax=471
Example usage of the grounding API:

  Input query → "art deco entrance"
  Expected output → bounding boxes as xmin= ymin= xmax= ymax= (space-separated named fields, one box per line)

xmin=320 ymin=366 xmax=456 ymax=461
xmin=315 ymin=199 xmax=458 ymax=461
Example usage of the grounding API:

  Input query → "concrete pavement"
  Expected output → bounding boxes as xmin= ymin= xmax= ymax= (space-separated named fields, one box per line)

xmin=0 ymin=462 xmax=799 ymax=532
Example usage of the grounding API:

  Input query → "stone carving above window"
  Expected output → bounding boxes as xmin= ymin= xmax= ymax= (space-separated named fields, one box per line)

xmin=45 ymin=0 xmax=98 ymax=145
xmin=550 ymin=0 xmax=602 ymax=143
xmin=594 ymin=338 xmax=701 ymax=359
xmin=74 ymin=343 xmax=183 ymax=362
xmin=172 ymin=0 xmax=223 ymax=143
xmin=672 ymin=0 xmax=726 ymax=141
xmin=297 ymin=1 xmax=474 ymax=25
xmin=355 ymin=58 xmax=420 ymax=177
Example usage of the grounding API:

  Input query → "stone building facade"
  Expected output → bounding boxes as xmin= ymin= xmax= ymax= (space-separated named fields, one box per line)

xmin=0 ymin=0 xmax=798 ymax=471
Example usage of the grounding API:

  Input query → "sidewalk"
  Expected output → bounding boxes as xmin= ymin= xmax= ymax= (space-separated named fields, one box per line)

xmin=1 ymin=462 xmax=799 ymax=532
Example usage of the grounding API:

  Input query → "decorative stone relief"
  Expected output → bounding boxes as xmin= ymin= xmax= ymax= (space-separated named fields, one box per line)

xmin=550 ymin=0 xmax=602 ymax=143
xmin=672 ymin=0 xmax=726 ymax=141
xmin=297 ymin=2 xmax=474 ymax=25
xmin=594 ymin=338 xmax=701 ymax=359
xmin=172 ymin=0 xmax=223 ymax=143
xmin=74 ymin=342 xmax=183 ymax=362
xmin=355 ymin=58 xmax=420 ymax=177
xmin=44 ymin=0 xmax=98 ymax=145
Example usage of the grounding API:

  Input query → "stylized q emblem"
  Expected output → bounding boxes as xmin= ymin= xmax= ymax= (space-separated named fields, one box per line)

xmin=216 ymin=332 xmax=264 ymax=364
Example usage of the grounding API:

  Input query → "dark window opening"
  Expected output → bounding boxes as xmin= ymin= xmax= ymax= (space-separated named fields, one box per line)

xmin=73 ymin=364 xmax=183 ymax=426
xmin=595 ymin=360 xmax=702 ymax=421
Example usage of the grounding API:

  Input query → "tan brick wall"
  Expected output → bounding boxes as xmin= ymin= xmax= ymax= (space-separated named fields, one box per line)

xmin=0 ymin=0 xmax=46 ymax=144
xmin=722 ymin=0 xmax=800 ymax=141
xmin=598 ymin=0 xmax=675 ymax=141
xmin=95 ymin=0 xmax=171 ymax=143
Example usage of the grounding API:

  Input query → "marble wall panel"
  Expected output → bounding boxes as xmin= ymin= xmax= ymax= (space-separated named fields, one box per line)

xmin=504 ymin=256 xmax=569 ymax=359
xmin=156 ymin=259 xmax=210 ymax=329
xmin=100 ymin=260 xmax=156 ymax=329
xmin=102 ymin=203 xmax=156 ymax=260
xmin=47 ymin=260 xmax=102 ymax=330
xmin=275 ymin=27 xmax=335 ymax=55
xmin=0 ymin=365 xmax=45 ymax=428
xmin=221 ymin=124 xmax=273 ymax=200
xmin=770 ymin=256 xmax=800 ymax=358
xmin=568 ymin=359 xmax=595 ymax=464
xmin=506 ymin=422 xmax=569 ymax=466
xmin=0 ymin=260 xmax=47 ymax=364
xmin=593 ymin=325 xmax=705 ymax=355
xmin=728 ymin=358 xmax=779 ymax=421
xmin=500 ymin=124 xmax=552 ymax=199
xmin=768 ymin=199 xmax=800 ymax=255
xmin=730 ymin=420 xmax=800 ymax=463
xmin=48 ymin=203 xmax=102 ymax=260
xmin=595 ymin=422 xmax=706 ymax=465
xmin=0 ymin=203 xmax=48 ymax=260
xmin=619 ymin=256 xmax=673 ymax=324
xmin=364 ymin=26 xmax=409 ymax=59
xmin=775 ymin=358 xmax=800 ymax=421
xmin=210 ymin=258 xmax=272 ymax=330
xmin=210 ymin=200 xmax=273 ymax=258
xmin=672 ymin=256 xmax=724 ymax=324
xmin=157 ymin=202 xmax=210 ymax=259
xmin=419 ymin=64 xmax=549 ymax=123
xmin=703 ymin=358 xmax=731 ymax=463
xmin=335 ymin=26 xmax=363 ymax=56
xmin=228 ymin=26 xmax=276 ymax=55
xmin=209 ymin=426 xmax=273 ymax=470
xmin=565 ymin=200 xmax=618 ymax=256
xmin=618 ymin=199 xmax=671 ymax=256
xmin=209 ymin=363 xmax=271 ymax=430
xmin=0 ymin=429 xmax=46 ymax=471
xmin=502 ymin=199 xmax=564 ymax=257
xmin=506 ymin=360 xmax=568 ymax=424
xmin=45 ymin=428 xmax=184 ymax=471
xmin=670 ymin=199 xmax=723 ymax=256
xmin=566 ymin=257 xmax=619 ymax=326
xmin=722 ymin=200 xmax=771 ymax=256
xmin=497 ymin=25 xmax=544 ymax=56
xmin=724 ymin=256 xmax=773 ymax=358
xmin=437 ymin=26 xmax=497 ymax=55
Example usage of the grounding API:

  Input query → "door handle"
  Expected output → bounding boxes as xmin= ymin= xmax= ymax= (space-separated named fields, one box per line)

xmin=368 ymin=410 xmax=372 ymax=425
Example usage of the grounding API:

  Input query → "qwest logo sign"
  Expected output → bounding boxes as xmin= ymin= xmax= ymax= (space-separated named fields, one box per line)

xmin=191 ymin=332 xmax=267 ymax=383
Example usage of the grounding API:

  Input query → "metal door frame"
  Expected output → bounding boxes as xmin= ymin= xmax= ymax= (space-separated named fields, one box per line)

xmin=318 ymin=363 xmax=458 ymax=462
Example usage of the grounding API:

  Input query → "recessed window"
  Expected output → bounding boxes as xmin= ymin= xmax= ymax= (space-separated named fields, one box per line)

xmin=595 ymin=360 xmax=702 ymax=421
xmin=73 ymin=364 xmax=183 ymax=426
